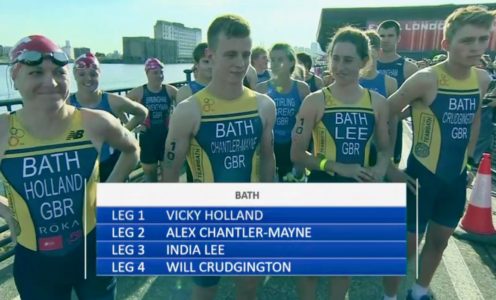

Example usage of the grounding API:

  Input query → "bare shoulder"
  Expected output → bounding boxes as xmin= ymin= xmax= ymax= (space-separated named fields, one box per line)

xmin=173 ymin=95 xmax=201 ymax=120
xmin=127 ymin=85 xmax=143 ymax=101
xmin=176 ymin=85 xmax=193 ymax=103
xmin=475 ymin=68 xmax=491 ymax=91
xmin=254 ymin=92 xmax=276 ymax=128
xmin=255 ymin=91 xmax=275 ymax=111
xmin=369 ymin=89 xmax=388 ymax=111
xmin=404 ymin=67 xmax=436 ymax=90
xmin=166 ymin=84 xmax=178 ymax=94
xmin=314 ymin=74 xmax=324 ymax=83
xmin=404 ymin=59 xmax=419 ymax=77
xmin=80 ymin=108 xmax=115 ymax=132
xmin=295 ymin=79 xmax=310 ymax=90
xmin=177 ymin=84 xmax=192 ymax=95
xmin=370 ymin=89 xmax=387 ymax=104
xmin=305 ymin=89 xmax=325 ymax=104
xmin=108 ymin=92 xmax=130 ymax=103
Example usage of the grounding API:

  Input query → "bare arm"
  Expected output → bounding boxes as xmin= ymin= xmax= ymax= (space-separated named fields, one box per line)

xmin=126 ymin=86 xmax=143 ymax=102
xmin=388 ymin=71 xmax=434 ymax=150
xmin=257 ymin=95 xmax=276 ymax=182
xmin=161 ymin=100 xmax=199 ymax=182
xmin=108 ymin=94 xmax=148 ymax=131
xmin=166 ymin=85 xmax=179 ymax=106
xmin=388 ymin=72 xmax=432 ymax=116
xmin=385 ymin=75 xmax=398 ymax=98
xmin=370 ymin=92 xmax=390 ymax=180
xmin=297 ymin=80 xmax=311 ymax=100
xmin=176 ymin=85 xmax=193 ymax=103
xmin=290 ymin=93 xmax=324 ymax=171
xmin=83 ymin=109 xmax=139 ymax=182
xmin=404 ymin=60 xmax=419 ymax=80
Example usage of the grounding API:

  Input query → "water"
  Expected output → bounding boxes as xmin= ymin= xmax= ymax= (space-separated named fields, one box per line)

xmin=0 ymin=63 xmax=192 ymax=101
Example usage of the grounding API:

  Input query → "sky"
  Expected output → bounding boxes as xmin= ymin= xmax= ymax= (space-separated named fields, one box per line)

xmin=0 ymin=0 xmax=492 ymax=54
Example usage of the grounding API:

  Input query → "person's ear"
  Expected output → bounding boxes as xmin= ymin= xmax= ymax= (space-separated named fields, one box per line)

xmin=441 ymin=39 xmax=449 ymax=51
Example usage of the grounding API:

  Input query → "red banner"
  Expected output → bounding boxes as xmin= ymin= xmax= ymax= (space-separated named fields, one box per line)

xmin=368 ymin=20 xmax=496 ymax=52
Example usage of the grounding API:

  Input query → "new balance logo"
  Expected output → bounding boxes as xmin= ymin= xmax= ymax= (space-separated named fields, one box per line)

xmin=66 ymin=130 xmax=85 ymax=140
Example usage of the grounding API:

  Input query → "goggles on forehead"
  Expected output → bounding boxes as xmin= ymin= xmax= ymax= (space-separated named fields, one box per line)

xmin=12 ymin=50 xmax=69 ymax=67
xmin=74 ymin=60 xmax=99 ymax=70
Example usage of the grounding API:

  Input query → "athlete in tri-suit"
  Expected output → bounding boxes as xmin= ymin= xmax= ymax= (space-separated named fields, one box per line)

xmin=359 ymin=31 xmax=398 ymax=98
xmin=297 ymin=52 xmax=324 ymax=93
xmin=256 ymin=43 xmax=310 ymax=182
xmin=70 ymin=52 xmax=147 ymax=181
xmin=377 ymin=20 xmax=418 ymax=165
xmin=383 ymin=6 xmax=494 ymax=300
xmin=161 ymin=15 xmax=276 ymax=300
xmin=251 ymin=47 xmax=271 ymax=83
xmin=177 ymin=43 xmax=212 ymax=182
xmin=0 ymin=35 xmax=139 ymax=300
xmin=127 ymin=58 xmax=178 ymax=182
xmin=177 ymin=43 xmax=212 ymax=103
xmin=291 ymin=26 xmax=390 ymax=300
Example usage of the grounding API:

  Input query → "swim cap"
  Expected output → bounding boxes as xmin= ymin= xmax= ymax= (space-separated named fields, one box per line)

xmin=9 ymin=35 xmax=62 ymax=63
xmin=74 ymin=52 xmax=100 ymax=69
xmin=9 ymin=35 xmax=67 ymax=79
xmin=145 ymin=58 xmax=164 ymax=72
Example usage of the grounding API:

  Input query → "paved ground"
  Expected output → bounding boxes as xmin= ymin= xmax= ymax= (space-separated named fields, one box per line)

xmin=1 ymin=121 xmax=496 ymax=299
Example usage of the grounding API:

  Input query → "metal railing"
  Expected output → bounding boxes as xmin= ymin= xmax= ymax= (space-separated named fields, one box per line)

xmin=0 ymin=80 xmax=187 ymax=262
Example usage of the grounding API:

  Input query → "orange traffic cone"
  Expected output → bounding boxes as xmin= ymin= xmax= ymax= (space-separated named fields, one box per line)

xmin=460 ymin=153 xmax=496 ymax=235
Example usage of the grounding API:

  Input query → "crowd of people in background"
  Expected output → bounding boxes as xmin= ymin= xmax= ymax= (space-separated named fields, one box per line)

xmin=0 ymin=4 xmax=495 ymax=300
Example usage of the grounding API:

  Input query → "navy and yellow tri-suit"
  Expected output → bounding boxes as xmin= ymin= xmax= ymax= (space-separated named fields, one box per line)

xmin=309 ymin=87 xmax=376 ymax=183
xmin=406 ymin=65 xmax=480 ymax=232
xmin=0 ymin=109 xmax=115 ymax=299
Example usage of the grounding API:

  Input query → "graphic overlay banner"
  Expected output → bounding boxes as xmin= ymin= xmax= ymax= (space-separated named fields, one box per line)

xmin=96 ymin=183 xmax=406 ymax=276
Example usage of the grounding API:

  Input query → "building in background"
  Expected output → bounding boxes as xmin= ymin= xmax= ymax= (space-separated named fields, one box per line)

xmin=122 ymin=37 xmax=177 ymax=64
xmin=61 ymin=40 xmax=73 ymax=60
xmin=317 ymin=3 xmax=496 ymax=59
xmin=0 ymin=45 xmax=12 ymax=57
xmin=154 ymin=21 xmax=201 ymax=63
xmin=74 ymin=47 xmax=91 ymax=59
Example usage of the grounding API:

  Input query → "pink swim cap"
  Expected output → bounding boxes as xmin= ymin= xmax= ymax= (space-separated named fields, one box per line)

xmin=74 ymin=52 xmax=100 ymax=69
xmin=145 ymin=58 xmax=164 ymax=72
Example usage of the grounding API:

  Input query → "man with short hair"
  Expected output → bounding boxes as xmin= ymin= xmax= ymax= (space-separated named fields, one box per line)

xmin=377 ymin=20 xmax=419 ymax=165
xmin=177 ymin=42 xmax=212 ymax=103
xmin=384 ymin=6 xmax=494 ymax=300
xmin=251 ymin=46 xmax=271 ymax=83
xmin=162 ymin=14 xmax=276 ymax=300
xmin=296 ymin=52 xmax=324 ymax=92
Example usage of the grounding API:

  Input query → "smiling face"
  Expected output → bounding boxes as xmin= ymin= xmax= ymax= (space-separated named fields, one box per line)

xmin=14 ymin=59 xmax=70 ymax=109
xmin=74 ymin=67 xmax=100 ymax=93
xmin=209 ymin=32 xmax=252 ymax=85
